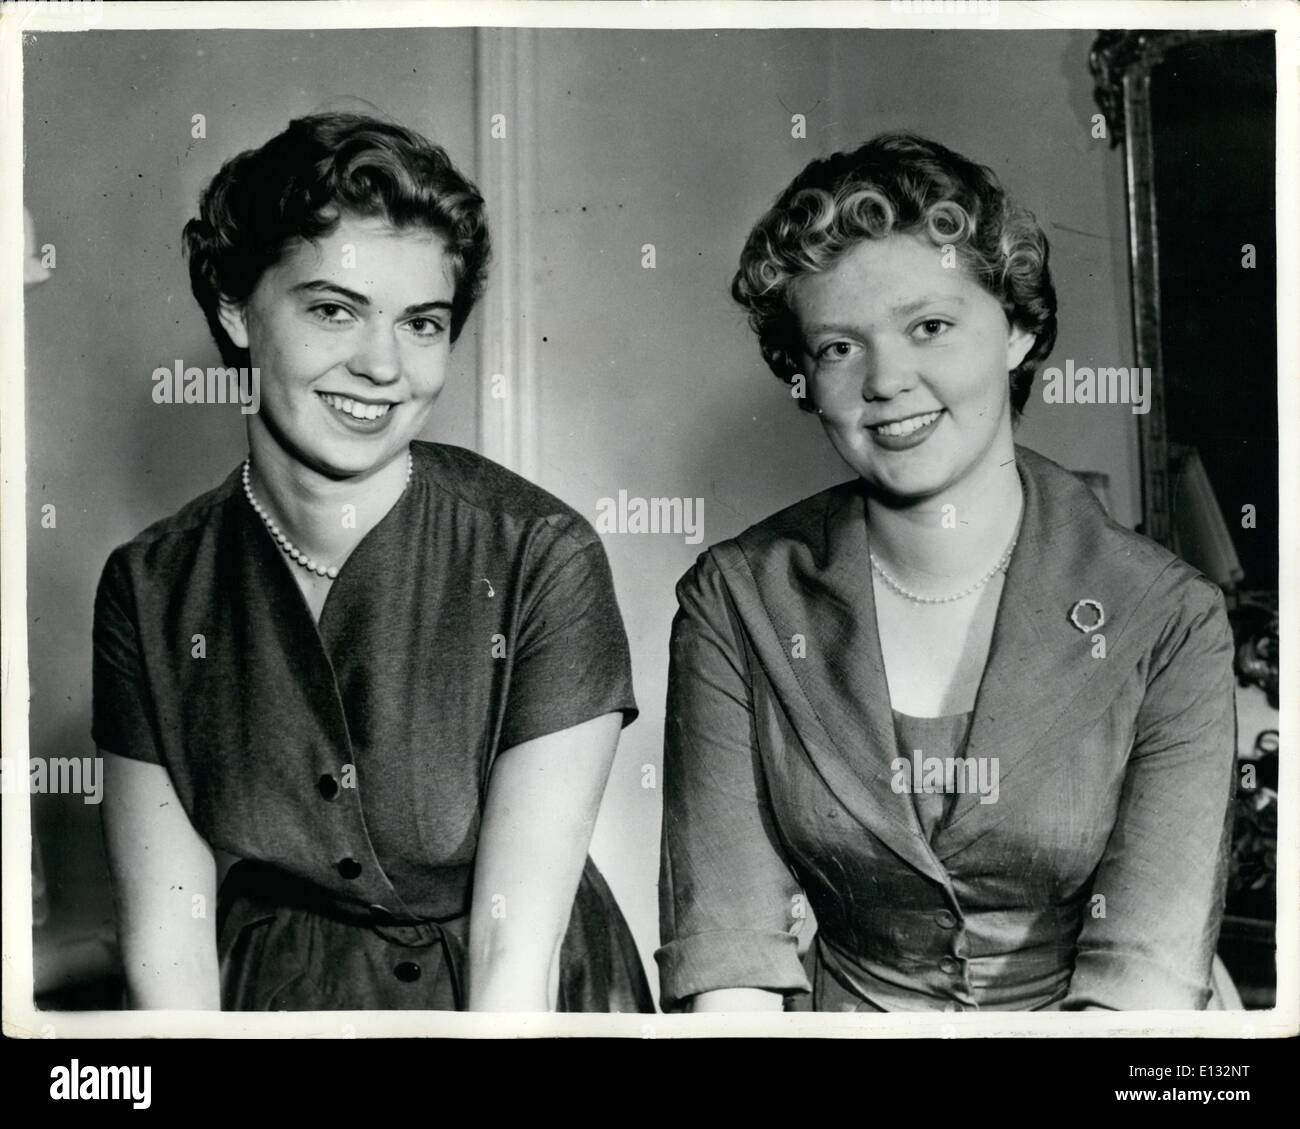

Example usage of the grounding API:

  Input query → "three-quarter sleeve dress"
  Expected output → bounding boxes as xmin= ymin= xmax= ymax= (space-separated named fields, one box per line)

xmin=93 ymin=441 xmax=653 ymax=1011
xmin=657 ymin=445 xmax=1236 ymax=1012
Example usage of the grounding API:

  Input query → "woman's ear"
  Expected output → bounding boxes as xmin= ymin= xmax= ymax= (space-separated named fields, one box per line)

xmin=1006 ymin=322 xmax=1035 ymax=372
xmin=217 ymin=298 xmax=250 ymax=350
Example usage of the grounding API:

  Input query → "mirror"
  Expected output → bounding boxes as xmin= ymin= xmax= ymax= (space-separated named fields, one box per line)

xmin=1091 ymin=29 xmax=1278 ymax=1007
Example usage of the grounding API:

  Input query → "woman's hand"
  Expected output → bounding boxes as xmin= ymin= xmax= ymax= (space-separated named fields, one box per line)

xmin=100 ymin=751 xmax=220 ymax=1009
xmin=690 ymin=988 xmax=785 ymax=1012
xmin=467 ymin=712 xmax=622 ymax=1011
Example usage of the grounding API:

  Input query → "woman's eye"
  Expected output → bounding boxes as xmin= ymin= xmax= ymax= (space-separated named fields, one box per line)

xmin=309 ymin=303 xmax=354 ymax=325
xmin=406 ymin=317 xmax=446 ymax=339
xmin=912 ymin=318 xmax=951 ymax=340
xmin=816 ymin=341 xmax=857 ymax=362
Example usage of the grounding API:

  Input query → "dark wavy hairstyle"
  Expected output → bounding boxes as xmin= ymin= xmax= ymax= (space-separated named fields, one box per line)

xmin=731 ymin=132 xmax=1057 ymax=414
xmin=183 ymin=112 xmax=490 ymax=365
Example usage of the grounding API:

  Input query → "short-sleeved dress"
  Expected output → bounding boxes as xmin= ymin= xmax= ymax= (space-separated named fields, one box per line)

xmin=93 ymin=441 xmax=653 ymax=1011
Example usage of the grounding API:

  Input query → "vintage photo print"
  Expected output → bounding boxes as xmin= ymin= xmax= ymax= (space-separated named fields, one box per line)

xmin=2 ymin=0 xmax=1295 ymax=1051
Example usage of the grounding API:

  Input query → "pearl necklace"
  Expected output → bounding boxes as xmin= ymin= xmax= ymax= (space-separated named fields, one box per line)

xmin=870 ymin=536 xmax=1017 ymax=605
xmin=241 ymin=452 xmax=414 ymax=580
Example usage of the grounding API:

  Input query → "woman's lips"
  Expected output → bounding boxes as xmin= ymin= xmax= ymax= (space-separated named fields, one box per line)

xmin=866 ymin=408 xmax=944 ymax=450
xmin=318 ymin=391 xmax=398 ymax=432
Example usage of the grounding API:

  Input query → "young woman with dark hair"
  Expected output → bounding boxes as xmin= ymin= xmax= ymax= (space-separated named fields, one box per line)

xmin=96 ymin=113 xmax=651 ymax=1013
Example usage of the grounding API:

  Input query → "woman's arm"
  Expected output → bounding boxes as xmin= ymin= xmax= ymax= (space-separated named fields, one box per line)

xmin=657 ymin=550 xmax=810 ymax=1012
xmin=1062 ymin=575 xmax=1237 ymax=1010
xmin=100 ymin=750 xmax=220 ymax=1009
xmin=467 ymin=712 xmax=622 ymax=1011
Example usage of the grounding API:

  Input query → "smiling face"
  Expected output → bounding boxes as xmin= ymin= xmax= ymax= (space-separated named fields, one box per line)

xmin=219 ymin=213 xmax=456 ymax=480
xmin=790 ymin=232 xmax=1034 ymax=504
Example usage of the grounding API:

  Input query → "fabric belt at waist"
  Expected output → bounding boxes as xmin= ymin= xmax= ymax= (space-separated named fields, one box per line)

xmin=217 ymin=859 xmax=469 ymax=1006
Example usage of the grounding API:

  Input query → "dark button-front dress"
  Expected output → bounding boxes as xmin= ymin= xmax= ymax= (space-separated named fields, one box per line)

xmin=93 ymin=441 xmax=653 ymax=1011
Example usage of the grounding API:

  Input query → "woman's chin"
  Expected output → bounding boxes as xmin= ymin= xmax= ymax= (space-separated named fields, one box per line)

xmin=292 ymin=440 xmax=410 ymax=482
xmin=854 ymin=456 xmax=953 ymax=503
xmin=850 ymin=441 xmax=1012 ymax=505
xmin=866 ymin=479 xmax=947 ymax=506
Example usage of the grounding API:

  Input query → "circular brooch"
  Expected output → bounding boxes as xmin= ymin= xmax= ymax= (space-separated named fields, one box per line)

xmin=1069 ymin=598 xmax=1106 ymax=633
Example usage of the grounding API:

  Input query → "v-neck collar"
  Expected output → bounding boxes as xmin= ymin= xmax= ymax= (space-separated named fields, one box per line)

xmin=238 ymin=456 xmax=422 ymax=655
xmin=722 ymin=444 xmax=1161 ymax=886
xmin=218 ymin=456 xmax=427 ymax=917
xmin=317 ymin=468 xmax=420 ymax=649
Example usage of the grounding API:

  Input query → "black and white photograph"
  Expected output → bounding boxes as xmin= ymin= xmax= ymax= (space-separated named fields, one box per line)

xmin=2 ymin=0 xmax=1295 ymax=1075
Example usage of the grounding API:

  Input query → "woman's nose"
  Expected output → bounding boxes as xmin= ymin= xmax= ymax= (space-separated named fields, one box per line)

xmin=347 ymin=324 xmax=401 ymax=385
xmin=860 ymin=343 xmax=914 ymax=401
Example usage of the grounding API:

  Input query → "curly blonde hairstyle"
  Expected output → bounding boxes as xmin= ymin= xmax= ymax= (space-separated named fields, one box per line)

xmin=732 ymin=132 xmax=1057 ymax=414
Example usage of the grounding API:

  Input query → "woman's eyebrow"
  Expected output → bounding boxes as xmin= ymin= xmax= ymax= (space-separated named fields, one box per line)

xmin=801 ymin=322 xmax=858 ymax=337
xmin=802 ymin=294 xmax=970 ymax=335
xmin=290 ymin=279 xmax=452 ymax=315
xmin=402 ymin=299 xmax=453 ymax=316
xmin=291 ymin=279 xmax=371 ymax=306
xmin=890 ymin=294 xmax=968 ymax=316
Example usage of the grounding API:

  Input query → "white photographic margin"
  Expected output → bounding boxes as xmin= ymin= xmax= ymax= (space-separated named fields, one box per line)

xmin=1 ymin=0 xmax=1296 ymax=1040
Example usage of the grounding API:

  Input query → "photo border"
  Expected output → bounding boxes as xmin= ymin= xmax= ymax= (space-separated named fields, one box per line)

xmin=3 ymin=0 xmax=1295 ymax=1040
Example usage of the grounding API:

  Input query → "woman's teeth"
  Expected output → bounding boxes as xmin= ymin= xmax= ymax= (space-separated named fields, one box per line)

xmin=871 ymin=410 xmax=941 ymax=437
xmin=320 ymin=393 xmax=393 ymax=421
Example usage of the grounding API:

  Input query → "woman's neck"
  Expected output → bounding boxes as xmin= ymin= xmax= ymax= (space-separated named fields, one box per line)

xmin=864 ymin=447 xmax=1023 ymax=590
xmin=245 ymin=433 xmax=412 ymax=567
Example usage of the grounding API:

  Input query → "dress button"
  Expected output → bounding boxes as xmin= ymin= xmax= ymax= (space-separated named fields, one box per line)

xmin=318 ymin=774 xmax=340 ymax=800
xmin=935 ymin=910 xmax=957 ymax=929
xmin=336 ymin=857 xmax=362 ymax=879
xmin=394 ymin=961 xmax=421 ymax=983
xmin=939 ymin=957 xmax=960 ymax=975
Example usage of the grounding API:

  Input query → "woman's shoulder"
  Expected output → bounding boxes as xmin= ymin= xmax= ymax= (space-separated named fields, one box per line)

xmin=736 ymin=480 xmax=857 ymax=551
xmin=1016 ymin=445 xmax=1229 ymax=657
xmin=410 ymin=441 xmax=601 ymax=554
xmin=100 ymin=465 xmax=242 ymax=577
xmin=674 ymin=480 xmax=856 ymax=599
xmin=1016 ymin=444 xmax=1218 ymax=599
